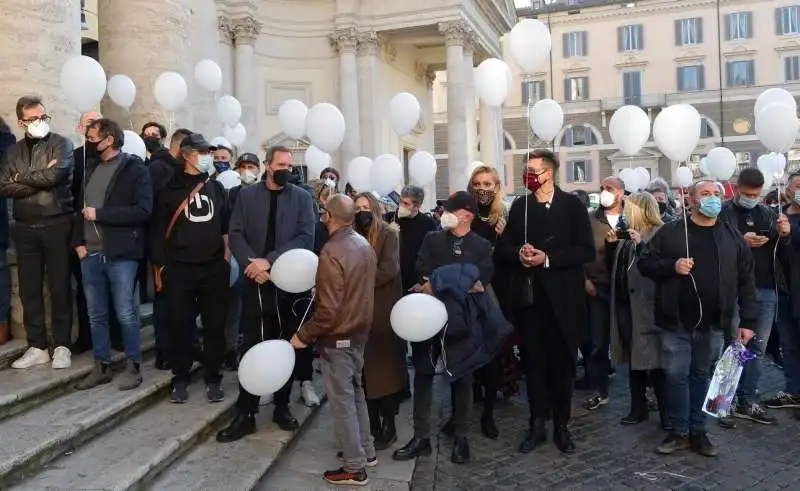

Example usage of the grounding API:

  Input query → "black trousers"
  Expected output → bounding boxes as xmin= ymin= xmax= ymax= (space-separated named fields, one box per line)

xmin=15 ymin=221 xmax=73 ymax=350
xmin=518 ymin=288 xmax=576 ymax=427
xmin=164 ymin=259 xmax=229 ymax=384
xmin=237 ymin=281 xmax=306 ymax=413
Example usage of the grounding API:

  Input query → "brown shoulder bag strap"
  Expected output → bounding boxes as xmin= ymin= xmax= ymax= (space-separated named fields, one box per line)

xmin=165 ymin=181 xmax=206 ymax=241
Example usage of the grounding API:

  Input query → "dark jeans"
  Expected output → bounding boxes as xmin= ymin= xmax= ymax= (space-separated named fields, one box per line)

xmin=776 ymin=294 xmax=800 ymax=394
xmin=661 ymin=328 xmax=722 ymax=437
xmin=413 ymin=367 xmax=472 ymax=439
xmin=587 ymin=283 xmax=612 ymax=397
xmin=0 ymin=246 xmax=10 ymax=324
xmin=164 ymin=259 xmax=229 ymax=384
xmin=733 ymin=288 xmax=776 ymax=405
xmin=14 ymin=221 xmax=73 ymax=349
xmin=72 ymin=250 xmax=123 ymax=349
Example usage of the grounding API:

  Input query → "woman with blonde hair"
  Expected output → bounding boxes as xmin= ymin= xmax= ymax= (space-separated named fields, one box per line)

xmin=606 ymin=191 xmax=670 ymax=430
xmin=353 ymin=192 xmax=407 ymax=449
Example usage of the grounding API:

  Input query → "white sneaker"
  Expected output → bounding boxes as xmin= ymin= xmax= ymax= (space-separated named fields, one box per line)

xmin=259 ymin=393 xmax=274 ymax=406
xmin=301 ymin=380 xmax=320 ymax=407
xmin=11 ymin=347 xmax=50 ymax=369
xmin=51 ymin=346 xmax=72 ymax=369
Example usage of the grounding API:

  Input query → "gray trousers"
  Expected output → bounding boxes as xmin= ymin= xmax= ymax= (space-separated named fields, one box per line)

xmin=414 ymin=371 xmax=472 ymax=438
xmin=320 ymin=343 xmax=375 ymax=471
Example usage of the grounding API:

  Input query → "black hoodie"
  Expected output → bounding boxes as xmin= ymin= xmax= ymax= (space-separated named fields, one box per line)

xmin=147 ymin=148 xmax=182 ymax=198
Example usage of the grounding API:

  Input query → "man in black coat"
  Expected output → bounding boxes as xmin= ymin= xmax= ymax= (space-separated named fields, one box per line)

xmin=496 ymin=150 xmax=595 ymax=455
xmin=0 ymin=117 xmax=14 ymax=346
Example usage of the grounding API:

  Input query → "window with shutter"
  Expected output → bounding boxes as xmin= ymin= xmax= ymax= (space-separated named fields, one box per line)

xmin=786 ymin=56 xmax=800 ymax=82
xmin=567 ymin=160 xmax=589 ymax=184
xmin=521 ymin=82 xmax=530 ymax=105
xmin=779 ymin=6 xmax=800 ymax=35
xmin=565 ymin=77 xmax=589 ymax=101
xmin=728 ymin=12 xmax=752 ymax=40
xmin=623 ymin=71 xmax=642 ymax=104
xmin=678 ymin=18 xmax=702 ymax=45
xmin=564 ymin=127 xmax=574 ymax=146
xmin=564 ymin=32 xmax=587 ymax=57
xmin=727 ymin=60 xmax=755 ymax=87
xmin=620 ymin=25 xmax=643 ymax=51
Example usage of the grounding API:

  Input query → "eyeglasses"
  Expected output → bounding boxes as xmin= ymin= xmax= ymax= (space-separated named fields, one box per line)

xmin=20 ymin=115 xmax=51 ymax=124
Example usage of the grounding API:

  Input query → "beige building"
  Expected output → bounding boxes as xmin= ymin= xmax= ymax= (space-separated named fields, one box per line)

xmin=433 ymin=0 xmax=800 ymax=195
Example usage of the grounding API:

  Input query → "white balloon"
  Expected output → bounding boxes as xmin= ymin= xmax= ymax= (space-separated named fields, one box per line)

xmin=217 ymin=170 xmax=241 ymax=190
xmin=508 ymin=19 xmax=552 ymax=74
xmin=347 ymin=157 xmax=373 ymax=192
xmin=408 ymin=151 xmax=437 ymax=185
xmin=278 ymin=99 xmax=308 ymax=140
xmin=619 ymin=168 xmax=639 ymax=192
xmin=757 ymin=154 xmax=775 ymax=175
xmin=389 ymin=92 xmax=421 ymax=137
xmin=304 ymin=145 xmax=332 ymax=177
xmin=60 ymin=56 xmax=107 ymax=111
xmin=194 ymin=59 xmax=223 ymax=92
xmin=635 ymin=167 xmax=650 ymax=191
xmin=675 ymin=166 xmax=694 ymax=188
xmin=216 ymin=95 xmax=242 ymax=127
xmin=238 ymin=340 xmax=296 ymax=396
xmin=756 ymin=103 xmax=799 ymax=152
xmin=653 ymin=104 xmax=701 ymax=162
xmin=528 ymin=99 xmax=564 ymax=142
xmin=223 ymin=123 xmax=247 ymax=146
xmin=121 ymin=130 xmax=146 ymax=160
xmin=370 ymin=154 xmax=403 ymax=195
xmin=271 ymin=249 xmax=319 ymax=293
xmin=474 ymin=58 xmax=511 ymax=107
xmin=774 ymin=152 xmax=788 ymax=177
xmin=306 ymin=103 xmax=346 ymax=153
xmin=390 ymin=293 xmax=448 ymax=342
xmin=755 ymin=88 xmax=797 ymax=117
xmin=699 ymin=157 xmax=710 ymax=176
xmin=705 ymin=147 xmax=737 ymax=181
xmin=609 ymin=106 xmax=651 ymax=156
xmin=210 ymin=136 xmax=232 ymax=150
xmin=762 ymin=172 xmax=775 ymax=196
xmin=154 ymin=71 xmax=188 ymax=110
xmin=229 ymin=257 xmax=240 ymax=287
xmin=106 ymin=74 xmax=136 ymax=109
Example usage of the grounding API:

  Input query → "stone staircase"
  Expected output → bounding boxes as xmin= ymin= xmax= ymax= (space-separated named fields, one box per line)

xmin=0 ymin=305 xmax=323 ymax=491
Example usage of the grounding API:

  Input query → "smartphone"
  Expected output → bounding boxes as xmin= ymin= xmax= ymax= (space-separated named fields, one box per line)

xmin=758 ymin=229 xmax=771 ymax=237
xmin=615 ymin=229 xmax=631 ymax=240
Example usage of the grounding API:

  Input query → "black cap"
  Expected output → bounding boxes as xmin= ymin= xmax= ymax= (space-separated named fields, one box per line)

xmin=236 ymin=152 xmax=260 ymax=166
xmin=442 ymin=191 xmax=477 ymax=213
xmin=180 ymin=133 xmax=213 ymax=151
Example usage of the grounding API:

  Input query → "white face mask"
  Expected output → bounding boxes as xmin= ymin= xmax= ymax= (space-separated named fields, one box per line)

xmin=194 ymin=154 xmax=213 ymax=173
xmin=599 ymin=190 xmax=616 ymax=208
xmin=27 ymin=120 xmax=50 ymax=139
xmin=397 ymin=206 xmax=412 ymax=218
xmin=324 ymin=178 xmax=337 ymax=189
xmin=440 ymin=211 xmax=460 ymax=229
xmin=240 ymin=170 xmax=258 ymax=185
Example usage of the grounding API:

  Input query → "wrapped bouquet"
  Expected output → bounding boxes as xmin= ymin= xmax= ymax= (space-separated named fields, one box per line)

xmin=703 ymin=341 xmax=756 ymax=418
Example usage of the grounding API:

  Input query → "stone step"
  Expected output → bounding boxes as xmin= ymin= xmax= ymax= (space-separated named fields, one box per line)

xmin=0 ymin=359 xmax=176 ymax=489
xmin=150 ymin=379 xmax=326 ymax=491
xmin=0 ymin=325 xmax=156 ymax=422
xmin=12 ymin=378 xmax=239 ymax=491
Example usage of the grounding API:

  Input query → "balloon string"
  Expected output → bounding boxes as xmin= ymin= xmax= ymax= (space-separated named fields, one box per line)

xmin=681 ymin=185 xmax=689 ymax=258
xmin=257 ymin=283 xmax=265 ymax=341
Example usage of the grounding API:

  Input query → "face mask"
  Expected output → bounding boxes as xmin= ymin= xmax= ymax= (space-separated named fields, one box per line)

xmin=795 ymin=190 xmax=800 ymax=205
xmin=658 ymin=201 xmax=668 ymax=215
xmin=27 ymin=120 xmax=50 ymax=139
xmin=698 ymin=196 xmax=722 ymax=218
xmin=194 ymin=154 xmax=213 ymax=173
xmin=273 ymin=169 xmax=291 ymax=187
xmin=474 ymin=188 xmax=495 ymax=206
xmin=737 ymin=195 xmax=760 ymax=210
xmin=240 ymin=170 xmax=258 ymax=185
xmin=524 ymin=170 xmax=543 ymax=192
xmin=143 ymin=136 xmax=161 ymax=153
xmin=355 ymin=210 xmax=373 ymax=230
xmin=214 ymin=161 xmax=230 ymax=174
xmin=84 ymin=141 xmax=100 ymax=159
xmin=440 ymin=211 xmax=460 ymax=229
xmin=599 ymin=190 xmax=616 ymax=208
xmin=397 ymin=206 xmax=412 ymax=218
xmin=324 ymin=178 xmax=337 ymax=190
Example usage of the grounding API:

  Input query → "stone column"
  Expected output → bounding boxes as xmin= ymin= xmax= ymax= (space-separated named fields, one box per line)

xmin=218 ymin=18 xmax=236 ymax=97
xmin=357 ymin=31 xmax=381 ymax=160
xmin=424 ymin=70 xmax=438 ymax=209
xmin=231 ymin=16 xmax=263 ymax=154
xmin=463 ymin=38 xmax=478 ymax=165
xmin=478 ymin=101 xmax=496 ymax=166
xmin=330 ymin=27 xmax=361 ymax=171
xmin=0 ymin=0 xmax=81 ymax=137
xmin=98 ymin=0 xmax=193 ymax=133
xmin=439 ymin=21 xmax=469 ymax=192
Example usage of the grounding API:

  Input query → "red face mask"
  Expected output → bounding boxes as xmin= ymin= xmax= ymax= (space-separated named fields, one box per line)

xmin=524 ymin=170 xmax=543 ymax=192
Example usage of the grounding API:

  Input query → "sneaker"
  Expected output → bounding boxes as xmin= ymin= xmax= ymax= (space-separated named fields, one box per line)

xmin=717 ymin=415 xmax=737 ymax=429
xmin=51 ymin=346 xmax=72 ymax=369
xmin=223 ymin=350 xmax=239 ymax=371
xmin=583 ymin=393 xmax=609 ymax=411
xmin=323 ymin=467 xmax=369 ymax=486
xmin=764 ymin=391 xmax=800 ymax=409
xmin=171 ymin=380 xmax=189 ymax=403
xmin=690 ymin=432 xmax=718 ymax=457
xmin=336 ymin=451 xmax=378 ymax=467
xmin=655 ymin=432 xmax=691 ymax=455
xmin=118 ymin=361 xmax=143 ymax=391
xmin=734 ymin=403 xmax=778 ymax=425
xmin=11 ymin=347 xmax=50 ymax=369
xmin=206 ymin=382 xmax=225 ymax=403
xmin=301 ymin=380 xmax=320 ymax=407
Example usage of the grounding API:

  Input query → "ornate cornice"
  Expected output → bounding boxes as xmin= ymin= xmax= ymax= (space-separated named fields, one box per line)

xmin=218 ymin=16 xmax=235 ymax=44
xmin=357 ymin=31 xmax=381 ymax=56
xmin=548 ymin=0 xmax=720 ymax=26
xmin=439 ymin=21 xmax=470 ymax=47
xmin=330 ymin=27 xmax=359 ymax=54
xmin=230 ymin=16 xmax=263 ymax=45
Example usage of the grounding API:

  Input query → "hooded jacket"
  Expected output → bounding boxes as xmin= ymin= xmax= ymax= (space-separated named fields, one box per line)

xmin=147 ymin=148 xmax=182 ymax=197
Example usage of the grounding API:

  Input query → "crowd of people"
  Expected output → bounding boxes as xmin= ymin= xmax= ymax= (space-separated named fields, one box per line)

xmin=1 ymin=94 xmax=799 ymax=486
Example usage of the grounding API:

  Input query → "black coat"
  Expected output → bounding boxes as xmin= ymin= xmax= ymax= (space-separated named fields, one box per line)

xmin=0 ymin=129 xmax=15 ymax=248
xmin=71 ymin=152 xmax=152 ymax=261
xmin=495 ymin=189 xmax=595 ymax=351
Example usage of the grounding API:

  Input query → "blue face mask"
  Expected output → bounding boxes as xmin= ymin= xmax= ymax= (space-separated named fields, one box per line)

xmin=795 ymin=190 xmax=800 ymax=205
xmin=698 ymin=196 xmax=722 ymax=218
xmin=737 ymin=195 xmax=760 ymax=210
xmin=213 ymin=161 xmax=230 ymax=173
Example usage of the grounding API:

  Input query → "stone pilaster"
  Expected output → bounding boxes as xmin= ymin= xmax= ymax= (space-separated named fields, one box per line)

xmin=439 ymin=21 xmax=469 ymax=191
xmin=218 ymin=16 xmax=236 ymax=96
xmin=357 ymin=31 xmax=381 ymax=160
xmin=463 ymin=35 xmax=478 ymax=165
xmin=330 ymin=27 xmax=361 ymax=170
xmin=230 ymin=15 xmax=262 ymax=153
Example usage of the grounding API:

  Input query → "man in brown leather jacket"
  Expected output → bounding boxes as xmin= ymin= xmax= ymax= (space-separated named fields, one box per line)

xmin=292 ymin=194 xmax=378 ymax=487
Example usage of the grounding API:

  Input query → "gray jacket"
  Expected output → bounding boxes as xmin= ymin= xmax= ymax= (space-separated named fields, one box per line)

xmin=229 ymin=182 xmax=316 ymax=267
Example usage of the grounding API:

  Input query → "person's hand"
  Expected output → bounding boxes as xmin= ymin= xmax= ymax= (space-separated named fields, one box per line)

xmin=628 ymin=229 xmax=642 ymax=245
xmin=224 ymin=247 xmax=231 ymax=263
xmin=290 ymin=334 xmax=307 ymax=349
xmin=743 ymin=232 xmax=769 ymax=248
xmin=519 ymin=244 xmax=534 ymax=267
xmin=47 ymin=159 xmax=57 ymax=168
xmin=778 ymin=214 xmax=791 ymax=238
xmin=585 ymin=279 xmax=597 ymax=297
xmin=737 ymin=328 xmax=755 ymax=344
xmin=82 ymin=207 xmax=97 ymax=221
xmin=75 ymin=245 xmax=88 ymax=260
xmin=495 ymin=217 xmax=506 ymax=235
xmin=469 ymin=280 xmax=485 ymax=293
xmin=674 ymin=257 xmax=694 ymax=275
xmin=605 ymin=228 xmax=618 ymax=244
xmin=421 ymin=282 xmax=433 ymax=295
xmin=254 ymin=270 xmax=270 ymax=284
xmin=245 ymin=257 xmax=270 ymax=278
xmin=528 ymin=249 xmax=546 ymax=267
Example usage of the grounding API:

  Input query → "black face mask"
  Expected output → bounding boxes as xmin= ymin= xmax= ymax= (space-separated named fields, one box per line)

xmin=658 ymin=201 xmax=667 ymax=215
xmin=273 ymin=169 xmax=291 ymax=187
xmin=84 ymin=141 xmax=100 ymax=160
xmin=142 ymin=136 xmax=162 ymax=154
xmin=356 ymin=210 xmax=373 ymax=230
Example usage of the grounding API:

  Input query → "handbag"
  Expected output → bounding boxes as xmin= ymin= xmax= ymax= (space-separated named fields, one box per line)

xmin=154 ymin=181 xmax=206 ymax=292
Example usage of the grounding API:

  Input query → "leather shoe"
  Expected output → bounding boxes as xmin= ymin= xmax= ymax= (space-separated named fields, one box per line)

xmin=440 ymin=416 xmax=454 ymax=436
xmin=273 ymin=404 xmax=299 ymax=431
xmin=621 ymin=407 xmax=649 ymax=425
xmin=392 ymin=437 xmax=431 ymax=461
xmin=374 ymin=418 xmax=398 ymax=451
xmin=216 ymin=412 xmax=256 ymax=443
xmin=518 ymin=419 xmax=547 ymax=454
xmin=553 ymin=425 xmax=576 ymax=454
xmin=481 ymin=412 xmax=499 ymax=439
xmin=451 ymin=436 xmax=470 ymax=464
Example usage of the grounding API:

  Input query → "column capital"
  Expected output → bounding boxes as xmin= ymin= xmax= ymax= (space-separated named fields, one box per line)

xmin=438 ymin=21 xmax=470 ymax=47
xmin=356 ymin=31 xmax=381 ymax=56
xmin=218 ymin=16 xmax=235 ymax=44
xmin=425 ymin=69 xmax=437 ymax=88
xmin=230 ymin=16 xmax=263 ymax=45
xmin=330 ymin=27 xmax=359 ymax=54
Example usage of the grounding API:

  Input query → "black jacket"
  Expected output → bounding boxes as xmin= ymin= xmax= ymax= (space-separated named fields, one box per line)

xmin=638 ymin=218 xmax=758 ymax=338
xmin=0 ymin=133 xmax=74 ymax=225
xmin=0 ymin=128 xmax=15 ymax=247
xmin=71 ymin=153 xmax=152 ymax=260
xmin=147 ymin=149 xmax=181 ymax=197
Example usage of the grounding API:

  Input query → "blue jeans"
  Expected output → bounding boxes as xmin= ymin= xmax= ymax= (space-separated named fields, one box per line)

xmin=81 ymin=253 xmax=141 ymax=362
xmin=733 ymin=288 xmax=776 ymax=405
xmin=662 ymin=328 xmax=723 ymax=437
xmin=587 ymin=283 xmax=612 ymax=396
xmin=0 ymin=247 xmax=10 ymax=323
xmin=776 ymin=294 xmax=800 ymax=394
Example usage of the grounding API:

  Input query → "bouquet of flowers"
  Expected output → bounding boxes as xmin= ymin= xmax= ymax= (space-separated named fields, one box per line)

xmin=703 ymin=341 xmax=756 ymax=418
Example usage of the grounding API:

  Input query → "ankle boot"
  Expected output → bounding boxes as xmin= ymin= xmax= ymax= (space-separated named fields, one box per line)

xmin=374 ymin=416 xmax=398 ymax=450
xmin=621 ymin=403 xmax=649 ymax=425
xmin=216 ymin=412 xmax=256 ymax=443
xmin=481 ymin=408 xmax=499 ymax=439
xmin=76 ymin=360 xmax=113 ymax=390
xmin=0 ymin=323 xmax=8 ymax=346
xmin=367 ymin=399 xmax=382 ymax=437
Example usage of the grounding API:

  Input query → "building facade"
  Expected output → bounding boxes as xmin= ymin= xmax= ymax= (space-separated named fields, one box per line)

xmin=434 ymin=0 xmax=800 ymax=196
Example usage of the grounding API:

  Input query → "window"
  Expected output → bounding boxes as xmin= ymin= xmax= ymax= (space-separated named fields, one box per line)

xmin=777 ymin=6 xmax=800 ymax=35
xmin=81 ymin=0 xmax=88 ymax=30
xmin=700 ymin=118 xmax=714 ymax=138
xmin=622 ymin=71 xmax=642 ymax=105
xmin=564 ymin=77 xmax=589 ymax=101
xmin=521 ymin=80 xmax=546 ymax=104
xmin=726 ymin=12 xmax=752 ymax=40
xmin=675 ymin=18 xmax=703 ymax=46
xmin=563 ymin=125 xmax=596 ymax=146
xmin=786 ymin=56 xmax=800 ymax=82
xmin=563 ymin=31 xmax=588 ymax=58
xmin=403 ymin=147 xmax=412 ymax=184
xmin=618 ymin=24 xmax=644 ymax=52
xmin=567 ymin=160 xmax=591 ymax=184
xmin=726 ymin=60 xmax=755 ymax=87
xmin=735 ymin=151 xmax=752 ymax=174
xmin=677 ymin=65 xmax=705 ymax=91
xmin=789 ymin=150 xmax=800 ymax=173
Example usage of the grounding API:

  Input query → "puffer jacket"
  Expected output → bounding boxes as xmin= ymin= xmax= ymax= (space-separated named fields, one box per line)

xmin=0 ymin=133 xmax=74 ymax=225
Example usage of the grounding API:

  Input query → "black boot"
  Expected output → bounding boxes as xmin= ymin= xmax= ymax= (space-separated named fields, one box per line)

xmin=481 ymin=408 xmax=499 ymax=439
xmin=650 ymin=369 xmax=672 ymax=431
xmin=392 ymin=438 xmax=432 ymax=461
xmin=374 ymin=398 xmax=398 ymax=450
xmin=216 ymin=412 xmax=256 ymax=443
xmin=367 ymin=399 xmax=382 ymax=437
xmin=518 ymin=418 xmax=547 ymax=453
xmin=622 ymin=370 xmax=650 ymax=425
xmin=451 ymin=436 xmax=470 ymax=464
xmin=440 ymin=415 xmax=455 ymax=436
xmin=273 ymin=404 xmax=299 ymax=431
xmin=155 ymin=349 xmax=171 ymax=371
xmin=553 ymin=425 xmax=576 ymax=454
